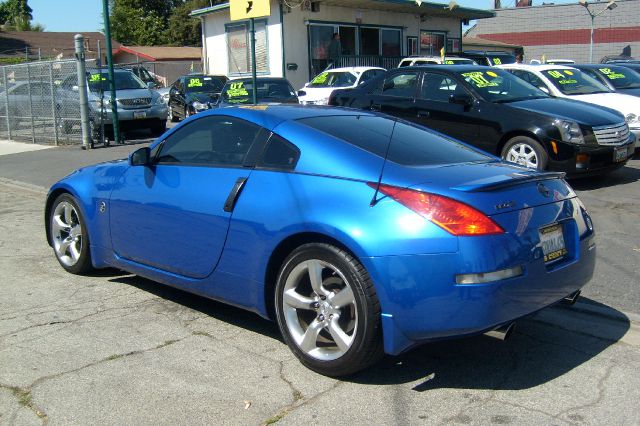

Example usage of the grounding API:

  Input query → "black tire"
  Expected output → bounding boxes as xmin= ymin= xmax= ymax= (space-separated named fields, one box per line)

xmin=501 ymin=136 xmax=549 ymax=170
xmin=48 ymin=193 xmax=94 ymax=275
xmin=150 ymin=120 xmax=167 ymax=137
xmin=275 ymin=243 xmax=383 ymax=377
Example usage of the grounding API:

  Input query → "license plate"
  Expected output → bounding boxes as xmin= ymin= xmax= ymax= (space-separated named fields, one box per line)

xmin=133 ymin=111 xmax=146 ymax=119
xmin=614 ymin=146 xmax=627 ymax=162
xmin=539 ymin=223 xmax=567 ymax=263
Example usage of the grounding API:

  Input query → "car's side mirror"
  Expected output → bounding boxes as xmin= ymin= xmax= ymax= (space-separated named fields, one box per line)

xmin=147 ymin=82 xmax=157 ymax=89
xmin=297 ymin=90 xmax=307 ymax=97
xmin=130 ymin=147 xmax=151 ymax=166
xmin=449 ymin=93 xmax=473 ymax=107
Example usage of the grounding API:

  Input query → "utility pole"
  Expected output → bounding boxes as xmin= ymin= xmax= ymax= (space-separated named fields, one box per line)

xmin=579 ymin=0 xmax=618 ymax=63
xmin=249 ymin=18 xmax=258 ymax=104
xmin=102 ymin=0 xmax=121 ymax=144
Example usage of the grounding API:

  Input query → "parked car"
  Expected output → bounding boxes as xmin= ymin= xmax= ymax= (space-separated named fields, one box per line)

xmin=0 ymin=81 xmax=56 ymax=118
xmin=615 ymin=62 xmax=640 ymax=75
xmin=45 ymin=105 xmax=595 ymax=376
xmin=56 ymin=69 xmax=168 ymax=141
xmin=397 ymin=56 xmax=476 ymax=67
xmin=454 ymin=50 xmax=517 ymax=66
xmin=571 ymin=64 xmax=640 ymax=97
xmin=499 ymin=64 xmax=640 ymax=141
xmin=329 ymin=66 xmax=635 ymax=175
xmin=168 ymin=74 xmax=228 ymax=121
xmin=298 ymin=67 xmax=385 ymax=105
xmin=217 ymin=77 xmax=298 ymax=107
xmin=600 ymin=56 xmax=639 ymax=64
xmin=126 ymin=65 xmax=162 ymax=88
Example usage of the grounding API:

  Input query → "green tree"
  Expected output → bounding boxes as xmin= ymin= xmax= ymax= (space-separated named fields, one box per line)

xmin=167 ymin=0 xmax=209 ymax=46
xmin=0 ymin=0 xmax=41 ymax=31
xmin=109 ymin=0 xmax=178 ymax=45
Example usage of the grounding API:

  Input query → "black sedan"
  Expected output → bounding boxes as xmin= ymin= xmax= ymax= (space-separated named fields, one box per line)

xmin=572 ymin=64 xmax=640 ymax=97
xmin=168 ymin=74 xmax=228 ymax=121
xmin=329 ymin=66 xmax=635 ymax=176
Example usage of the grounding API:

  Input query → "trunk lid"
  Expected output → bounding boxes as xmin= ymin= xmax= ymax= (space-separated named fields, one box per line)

xmin=379 ymin=160 xmax=576 ymax=216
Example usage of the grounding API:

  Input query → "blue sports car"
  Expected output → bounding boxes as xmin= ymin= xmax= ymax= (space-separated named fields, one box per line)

xmin=45 ymin=106 xmax=596 ymax=376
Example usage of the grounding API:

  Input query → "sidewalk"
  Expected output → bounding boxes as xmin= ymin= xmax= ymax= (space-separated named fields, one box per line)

xmin=0 ymin=140 xmax=53 ymax=156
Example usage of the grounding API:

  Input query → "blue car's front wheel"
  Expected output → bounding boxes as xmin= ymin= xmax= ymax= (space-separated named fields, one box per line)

xmin=275 ymin=243 xmax=383 ymax=377
xmin=49 ymin=194 xmax=93 ymax=275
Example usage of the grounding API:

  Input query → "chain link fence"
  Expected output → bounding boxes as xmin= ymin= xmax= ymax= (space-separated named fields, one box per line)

xmin=0 ymin=59 xmax=96 ymax=145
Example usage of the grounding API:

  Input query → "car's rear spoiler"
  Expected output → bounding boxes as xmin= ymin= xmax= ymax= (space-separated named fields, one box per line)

xmin=453 ymin=171 xmax=566 ymax=192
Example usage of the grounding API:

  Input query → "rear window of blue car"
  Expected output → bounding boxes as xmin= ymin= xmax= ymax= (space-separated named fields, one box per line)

xmin=297 ymin=115 xmax=490 ymax=166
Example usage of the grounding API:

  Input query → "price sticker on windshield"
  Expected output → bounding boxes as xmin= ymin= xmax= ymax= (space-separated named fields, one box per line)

xmin=188 ymin=78 xmax=203 ymax=88
xmin=546 ymin=70 xmax=577 ymax=84
xmin=311 ymin=72 xmax=328 ymax=84
xmin=492 ymin=58 xmax=502 ymax=65
xmin=461 ymin=71 xmax=499 ymax=88
xmin=226 ymin=82 xmax=249 ymax=98
xmin=599 ymin=68 xmax=626 ymax=80
xmin=89 ymin=74 xmax=106 ymax=82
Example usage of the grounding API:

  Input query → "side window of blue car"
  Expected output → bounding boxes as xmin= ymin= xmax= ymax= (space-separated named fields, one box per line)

xmin=257 ymin=133 xmax=300 ymax=170
xmin=155 ymin=115 xmax=261 ymax=167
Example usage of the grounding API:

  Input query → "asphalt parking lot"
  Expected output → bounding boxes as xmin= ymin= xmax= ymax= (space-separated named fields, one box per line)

xmin=1 ymin=139 xmax=639 ymax=424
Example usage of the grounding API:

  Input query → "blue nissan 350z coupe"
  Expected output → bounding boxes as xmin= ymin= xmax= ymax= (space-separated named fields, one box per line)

xmin=45 ymin=105 xmax=596 ymax=376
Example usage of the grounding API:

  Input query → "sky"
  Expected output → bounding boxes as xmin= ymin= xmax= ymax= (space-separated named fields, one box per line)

xmin=29 ymin=0 xmax=581 ymax=33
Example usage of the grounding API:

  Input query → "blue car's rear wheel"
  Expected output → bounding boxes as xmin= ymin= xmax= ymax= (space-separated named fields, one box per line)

xmin=275 ymin=243 xmax=383 ymax=376
xmin=49 ymin=194 xmax=93 ymax=275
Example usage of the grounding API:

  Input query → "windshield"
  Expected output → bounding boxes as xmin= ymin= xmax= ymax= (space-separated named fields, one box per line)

xmin=308 ymin=72 xmax=357 ymax=88
xmin=185 ymin=76 xmax=225 ymax=93
xmin=87 ymin=72 xmax=146 ymax=92
xmin=542 ymin=69 xmax=611 ymax=95
xmin=596 ymin=67 xmax=640 ymax=89
xmin=456 ymin=69 xmax=549 ymax=103
xmin=220 ymin=80 xmax=298 ymax=104
xmin=488 ymin=55 xmax=516 ymax=66
xmin=443 ymin=58 xmax=476 ymax=65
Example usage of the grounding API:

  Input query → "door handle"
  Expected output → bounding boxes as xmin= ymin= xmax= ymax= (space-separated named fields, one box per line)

xmin=417 ymin=110 xmax=430 ymax=118
xmin=370 ymin=103 xmax=381 ymax=112
xmin=223 ymin=177 xmax=248 ymax=213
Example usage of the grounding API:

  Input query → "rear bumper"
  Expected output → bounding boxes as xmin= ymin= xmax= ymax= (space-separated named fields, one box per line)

xmin=363 ymin=197 xmax=596 ymax=355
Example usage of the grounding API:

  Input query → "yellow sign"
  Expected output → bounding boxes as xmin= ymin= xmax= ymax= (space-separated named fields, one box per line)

xmin=230 ymin=0 xmax=270 ymax=21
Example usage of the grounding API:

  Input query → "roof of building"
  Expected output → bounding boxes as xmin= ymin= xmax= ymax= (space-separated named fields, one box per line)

xmin=113 ymin=46 xmax=202 ymax=61
xmin=190 ymin=0 xmax=495 ymax=20
xmin=462 ymin=36 xmax=522 ymax=49
xmin=0 ymin=31 xmax=118 ymax=58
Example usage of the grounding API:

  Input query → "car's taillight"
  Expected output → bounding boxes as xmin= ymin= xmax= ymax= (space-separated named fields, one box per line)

xmin=368 ymin=183 xmax=504 ymax=236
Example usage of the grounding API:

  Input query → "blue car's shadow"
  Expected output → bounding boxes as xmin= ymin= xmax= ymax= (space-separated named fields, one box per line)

xmin=108 ymin=273 xmax=629 ymax=388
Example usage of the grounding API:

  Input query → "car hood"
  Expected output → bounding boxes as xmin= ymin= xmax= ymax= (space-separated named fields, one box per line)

xmin=187 ymin=92 xmax=220 ymax=103
xmin=569 ymin=92 xmax=640 ymax=117
xmin=508 ymin=97 xmax=624 ymax=126
xmin=380 ymin=160 xmax=575 ymax=216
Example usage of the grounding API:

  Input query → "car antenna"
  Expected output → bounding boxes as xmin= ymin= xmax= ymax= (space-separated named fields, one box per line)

xmin=370 ymin=119 xmax=398 ymax=207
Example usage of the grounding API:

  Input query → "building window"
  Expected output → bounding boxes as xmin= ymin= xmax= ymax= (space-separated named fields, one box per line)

xmin=360 ymin=27 xmax=380 ymax=55
xmin=420 ymin=31 xmax=445 ymax=56
xmin=381 ymin=29 xmax=401 ymax=56
xmin=226 ymin=20 xmax=269 ymax=76
xmin=447 ymin=38 xmax=461 ymax=53
xmin=407 ymin=36 xmax=418 ymax=56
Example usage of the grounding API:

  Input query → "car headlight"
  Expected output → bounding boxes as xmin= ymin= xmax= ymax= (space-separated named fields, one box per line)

xmin=92 ymin=98 xmax=111 ymax=108
xmin=626 ymin=113 xmax=637 ymax=123
xmin=153 ymin=95 xmax=165 ymax=105
xmin=554 ymin=119 xmax=584 ymax=144
xmin=192 ymin=101 xmax=208 ymax=110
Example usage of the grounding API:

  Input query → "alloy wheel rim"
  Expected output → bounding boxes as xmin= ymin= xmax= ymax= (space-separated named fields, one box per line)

xmin=51 ymin=201 xmax=83 ymax=267
xmin=282 ymin=259 xmax=358 ymax=361
xmin=506 ymin=143 xmax=539 ymax=169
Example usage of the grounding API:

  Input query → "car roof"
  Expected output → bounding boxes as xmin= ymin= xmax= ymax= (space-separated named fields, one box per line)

xmin=499 ymin=63 xmax=576 ymax=71
xmin=326 ymin=66 xmax=385 ymax=73
xmin=227 ymin=77 xmax=291 ymax=83
xmin=396 ymin=65 xmax=496 ymax=72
